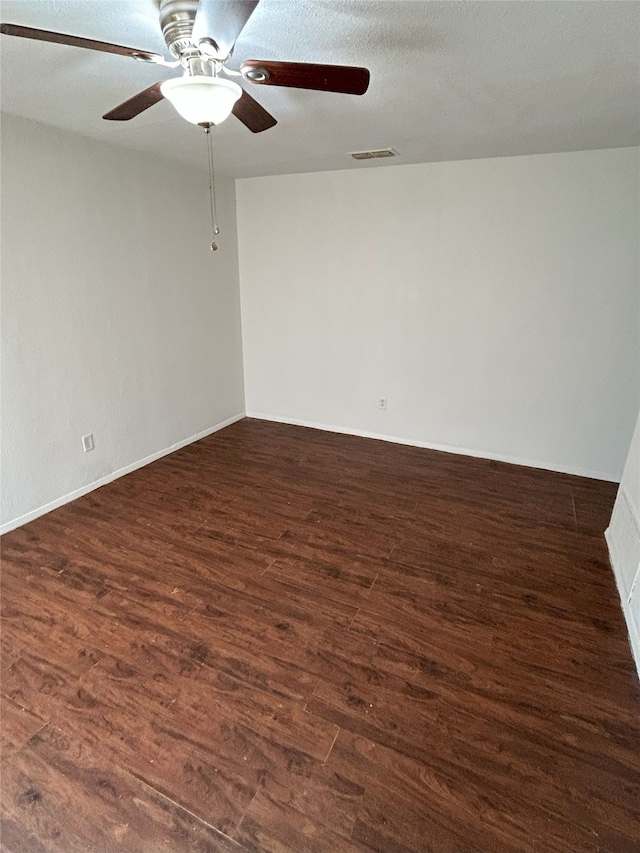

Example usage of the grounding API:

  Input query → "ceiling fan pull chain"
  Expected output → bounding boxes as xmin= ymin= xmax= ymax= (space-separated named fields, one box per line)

xmin=203 ymin=123 xmax=220 ymax=251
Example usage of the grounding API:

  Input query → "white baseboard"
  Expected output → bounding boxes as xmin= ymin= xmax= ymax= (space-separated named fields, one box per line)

xmin=0 ymin=412 xmax=245 ymax=535
xmin=246 ymin=413 xmax=619 ymax=482
xmin=622 ymin=585 xmax=640 ymax=678
xmin=605 ymin=485 xmax=640 ymax=679
xmin=606 ymin=538 xmax=640 ymax=678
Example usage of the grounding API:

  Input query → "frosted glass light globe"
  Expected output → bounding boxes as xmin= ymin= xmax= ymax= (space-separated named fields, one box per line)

xmin=160 ymin=76 xmax=242 ymax=126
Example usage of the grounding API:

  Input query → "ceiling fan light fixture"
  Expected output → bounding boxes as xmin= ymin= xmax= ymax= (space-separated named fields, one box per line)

xmin=160 ymin=75 xmax=242 ymax=125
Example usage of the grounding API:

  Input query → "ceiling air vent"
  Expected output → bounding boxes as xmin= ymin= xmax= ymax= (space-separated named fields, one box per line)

xmin=351 ymin=148 xmax=398 ymax=160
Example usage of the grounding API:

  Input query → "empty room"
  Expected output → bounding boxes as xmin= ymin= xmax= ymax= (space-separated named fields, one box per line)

xmin=1 ymin=1 xmax=639 ymax=851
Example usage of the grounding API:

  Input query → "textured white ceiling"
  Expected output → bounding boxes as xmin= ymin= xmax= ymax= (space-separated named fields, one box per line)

xmin=1 ymin=0 xmax=639 ymax=178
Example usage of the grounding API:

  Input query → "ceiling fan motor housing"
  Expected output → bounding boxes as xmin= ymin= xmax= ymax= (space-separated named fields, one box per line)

xmin=159 ymin=0 xmax=201 ymax=58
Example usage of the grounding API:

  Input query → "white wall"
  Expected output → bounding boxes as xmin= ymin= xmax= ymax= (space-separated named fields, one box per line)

xmin=237 ymin=147 xmax=639 ymax=481
xmin=607 ymin=410 xmax=640 ymax=673
xmin=1 ymin=114 xmax=245 ymax=532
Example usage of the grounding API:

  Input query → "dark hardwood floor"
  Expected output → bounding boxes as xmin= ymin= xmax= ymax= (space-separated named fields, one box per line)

xmin=1 ymin=418 xmax=639 ymax=852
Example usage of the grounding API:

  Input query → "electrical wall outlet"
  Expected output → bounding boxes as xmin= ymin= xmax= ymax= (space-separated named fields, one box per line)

xmin=378 ymin=397 xmax=387 ymax=410
xmin=82 ymin=433 xmax=95 ymax=452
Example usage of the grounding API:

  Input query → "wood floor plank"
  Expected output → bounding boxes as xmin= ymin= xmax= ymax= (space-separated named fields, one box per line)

xmin=65 ymin=588 xmax=316 ymax=710
xmin=246 ymin=760 xmax=366 ymax=841
xmin=1 ymin=724 xmax=250 ymax=852
xmin=233 ymin=787 xmax=374 ymax=853
xmin=327 ymin=730 xmax=517 ymax=853
xmin=187 ymin=570 xmax=359 ymax=632
xmin=305 ymin=644 xmax=444 ymax=768
xmin=329 ymin=730 xmax=601 ymax=853
xmin=13 ymin=658 xmax=262 ymax=837
xmin=1 ymin=654 xmax=89 ymax=727
xmin=0 ymin=696 xmax=47 ymax=756
xmin=266 ymin=556 xmax=379 ymax=609
xmin=1 ymin=418 xmax=638 ymax=852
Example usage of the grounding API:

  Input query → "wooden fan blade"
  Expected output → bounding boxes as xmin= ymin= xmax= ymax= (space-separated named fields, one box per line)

xmin=0 ymin=23 xmax=164 ymax=62
xmin=103 ymin=83 xmax=165 ymax=121
xmin=232 ymin=88 xmax=277 ymax=133
xmin=192 ymin=0 xmax=260 ymax=60
xmin=241 ymin=60 xmax=370 ymax=95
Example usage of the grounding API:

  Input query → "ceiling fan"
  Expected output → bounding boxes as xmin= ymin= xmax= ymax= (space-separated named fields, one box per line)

xmin=0 ymin=0 xmax=371 ymax=133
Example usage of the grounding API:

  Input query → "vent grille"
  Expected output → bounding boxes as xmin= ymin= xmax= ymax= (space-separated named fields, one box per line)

xmin=351 ymin=148 xmax=397 ymax=160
